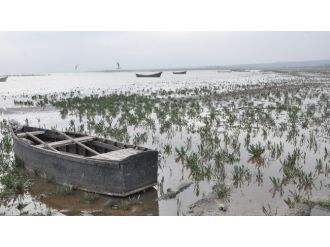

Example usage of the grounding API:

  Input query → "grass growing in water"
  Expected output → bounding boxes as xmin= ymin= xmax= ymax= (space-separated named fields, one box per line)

xmin=0 ymin=120 xmax=31 ymax=197
xmin=319 ymin=200 xmax=330 ymax=209
xmin=213 ymin=183 xmax=231 ymax=201
xmin=247 ymin=143 xmax=265 ymax=158
xmin=5 ymin=76 xmax=330 ymax=215
xmin=232 ymin=165 xmax=251 ymax=186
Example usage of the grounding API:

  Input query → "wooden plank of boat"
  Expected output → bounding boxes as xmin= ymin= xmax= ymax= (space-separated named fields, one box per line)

xmin=25 ymin=132 xmax=59 ymax=152
xmin=91 ymin=148 xmax=142 ymax=161
xmin=91 ymin=140 xmax=122 ymax=151
xmin=17 ymin=130 xmax=45 ymax=138
xmin=53 ymin=130 xmax=100 ymax=155
xmin=136 ymin=72 xmax=162 ymax=78
xmin=35 ymin=136 xmax=95 ymax=148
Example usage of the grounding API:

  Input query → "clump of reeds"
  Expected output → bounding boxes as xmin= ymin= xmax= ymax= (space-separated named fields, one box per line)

xmin=0 ymin=120 xmax=31 ymax=197
xmin=247 ymin=143 xmax=265 ymax=158
xmin=231 ymin=165 xmax=251 ymax=186
xmin=319 ymin=200 xmax=330 ymax=209
xmin=213 ymin=183 xmax=231 ymax=201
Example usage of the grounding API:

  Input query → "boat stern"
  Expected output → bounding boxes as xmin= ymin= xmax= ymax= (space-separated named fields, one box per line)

xmin=121 ymin=150 xmax=158 ymax=196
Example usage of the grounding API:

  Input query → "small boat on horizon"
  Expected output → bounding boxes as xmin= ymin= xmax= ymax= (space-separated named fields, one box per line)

xmin=10 ymin=122 xmax=158 ymax=197
xmin=136 ymin=72 xmax=162 ymax=78
xmin=173 ymin=71 xmax=187 ymax=75
xmin=0 ymin=76 xmax=8 ymax=82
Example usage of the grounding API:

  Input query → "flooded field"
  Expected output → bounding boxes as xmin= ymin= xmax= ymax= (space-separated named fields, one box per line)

xmin=1 ymin=70 xmax=330 ymax=215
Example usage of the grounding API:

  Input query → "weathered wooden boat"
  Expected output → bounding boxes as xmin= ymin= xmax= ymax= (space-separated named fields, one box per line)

xmin=172 ymin=71 xmax=186 ymax=75
xmin=136 ymin=72 xmax=162 ymax=78
xmin=10 ymin=124 xmax=158 ymax=197
xmin=0 ymin=76 xmax=8 ymax=82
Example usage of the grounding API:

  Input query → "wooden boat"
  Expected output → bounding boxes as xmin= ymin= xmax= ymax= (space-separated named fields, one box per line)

xmin=172 ymin=71 xmax=186 ymax=75
xmin=10 ymin=124 xmax=158 ymax=197
xmin=0 ymin=76 xmax=8 ymax=82
xmin=136 ymin=72 xmax=162 ymax=78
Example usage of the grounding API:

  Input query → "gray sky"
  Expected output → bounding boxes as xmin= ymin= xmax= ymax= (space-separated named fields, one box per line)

xmin=1 ymin=32 xmax=330 ymax=74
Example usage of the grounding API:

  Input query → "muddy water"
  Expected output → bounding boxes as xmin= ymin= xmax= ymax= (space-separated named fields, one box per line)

xmin=0 ymin=169 xmax=159 ymax=216
xmin=1 ymin=70 xmax=330 ymax=216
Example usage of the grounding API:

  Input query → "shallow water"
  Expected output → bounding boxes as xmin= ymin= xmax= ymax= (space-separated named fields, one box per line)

xmin=0 ymin=70 xmax=283 ymax=93
xmin=1 ymin=70 xmax=330 ymax=216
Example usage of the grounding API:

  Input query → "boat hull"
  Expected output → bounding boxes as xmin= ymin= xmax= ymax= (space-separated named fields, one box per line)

xmin=0 ymin=76 xmax=8 ymax=82
xmin=173 ymin=71 xmax=186 ymax=74
xmin=12 ymin=131 xmax=158 ymax=197
xmin=136 ymin=72 xmax=162 ymax=78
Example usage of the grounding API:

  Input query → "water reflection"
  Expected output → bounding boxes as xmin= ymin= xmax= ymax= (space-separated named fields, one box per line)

xmin=248 ymin=157 xmax=265 ymax=167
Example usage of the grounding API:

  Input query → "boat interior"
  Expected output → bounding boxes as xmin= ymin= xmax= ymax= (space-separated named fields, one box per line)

xmin=14 ymin=126 xmax=148 ymax=160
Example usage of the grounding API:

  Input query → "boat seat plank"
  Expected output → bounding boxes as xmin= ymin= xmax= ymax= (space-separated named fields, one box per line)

xmin=35 ymin=136 xmax=95 ymax=148
xmin=90 ymin=148 xmax=142 ymax=161
xmin=25 ymin=132 xmax=59 ymax=152
xmin=54 ymin=130 xmax=100 ymax=155
xmin=17 ymin=131 xmax=45 ymax=138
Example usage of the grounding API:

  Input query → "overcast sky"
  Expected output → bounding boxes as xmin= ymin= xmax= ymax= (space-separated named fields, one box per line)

xmin=1 ymin=32 xmax=330 ymax=74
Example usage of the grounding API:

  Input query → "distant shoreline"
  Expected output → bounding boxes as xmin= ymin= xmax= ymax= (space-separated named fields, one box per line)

xmin=3 ymin=59 xmax=330 ymax=75
xmin=95 ymin=59 xmax=330 ymax=73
